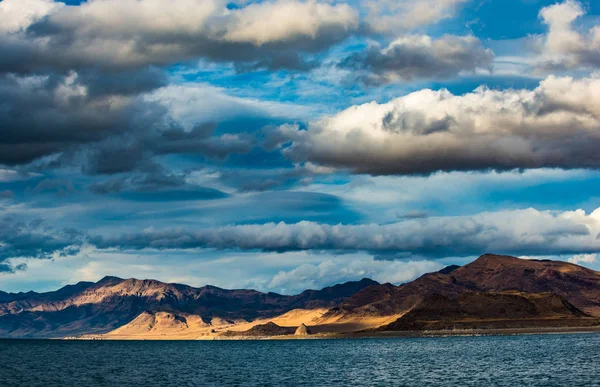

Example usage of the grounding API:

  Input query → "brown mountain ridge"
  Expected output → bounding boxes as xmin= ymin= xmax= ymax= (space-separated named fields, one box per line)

xmin=1 ymin=254 xmax=600 ymax=339
xmin=0 ymin=277 xmax=378 ymax=338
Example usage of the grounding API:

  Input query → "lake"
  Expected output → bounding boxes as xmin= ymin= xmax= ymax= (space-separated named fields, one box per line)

xmin=1 ymin=333 xmax=599 ymax=386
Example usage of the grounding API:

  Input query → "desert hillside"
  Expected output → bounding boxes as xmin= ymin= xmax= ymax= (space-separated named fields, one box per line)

xmin=0 ymin=277 xmax=378 ymax=338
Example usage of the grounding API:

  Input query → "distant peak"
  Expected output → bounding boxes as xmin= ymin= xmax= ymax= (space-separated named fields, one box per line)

xmin=473 ymin=254 xmax=520 ymax=263
xmin=97 ymin=276 xmax=124 ymax=284
xmin=438 ymin=265 xmax=461 ymax=275
xmin=359 ymin=278 xmax=378 ymax=284
xmin=349 ymin=278 xmax=379 ymax=287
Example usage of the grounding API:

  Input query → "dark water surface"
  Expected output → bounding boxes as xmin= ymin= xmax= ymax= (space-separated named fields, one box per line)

xmin=2 ymin=333 xmax=600 ymax=386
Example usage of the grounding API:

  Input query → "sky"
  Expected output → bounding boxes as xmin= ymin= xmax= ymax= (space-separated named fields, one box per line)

xmin=1 ymin=0 xmax=600 ymax=294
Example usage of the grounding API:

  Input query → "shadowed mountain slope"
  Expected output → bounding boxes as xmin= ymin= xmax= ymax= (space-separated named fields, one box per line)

xmin=325 ymin=254 xmax=600 ymax=320
xmin=380 ymin=292 xmax=594 ymax=331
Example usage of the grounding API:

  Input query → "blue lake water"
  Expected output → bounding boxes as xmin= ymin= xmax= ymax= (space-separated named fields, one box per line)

xmin=1 ymin=333 xmax=600 ymax=386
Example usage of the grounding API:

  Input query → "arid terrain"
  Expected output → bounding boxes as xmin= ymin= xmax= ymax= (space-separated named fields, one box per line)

xmin=2 ymin=254 xmax=600 ymax=339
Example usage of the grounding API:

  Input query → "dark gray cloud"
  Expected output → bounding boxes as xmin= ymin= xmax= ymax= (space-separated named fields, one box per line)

xmin=273 ymin=75 xmax=600 ymax=175
xmin=151 ymin=125 xmax=255 ymax=159
xmin=31 ymin=179 xmax=76 ymax=196
xmin=0 ymin=263 xmax=27 ymax=274
xmin=211 ymin=162 xmax=336 ymax=193
xmin=79 ymin=123 xmax=255 ymax=178
xmin=77 ymin=67 xmax=168 ymax=98
xmin=0 ymin=217 xmax=84 ymax=264
xmin=89 ymin=171 xmax=187 ymax=195
xmin=0 ymin=73 xmax=165 ymax=166
xmin=88 ymin=168 xmax=228 ymax=201
xmin=339 ymin=35 xmax=493 ymax=85
xmin=0 ymin=73 xmax=256 ymax=175
xmin=0 ymin=190 xmax=14 ymax=199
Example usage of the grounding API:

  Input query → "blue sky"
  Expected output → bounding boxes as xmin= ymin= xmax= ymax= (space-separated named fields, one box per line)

xmin=2 ymin=0 xmax=600 ymax=293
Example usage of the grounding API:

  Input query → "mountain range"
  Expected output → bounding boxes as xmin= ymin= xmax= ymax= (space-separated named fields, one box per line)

xmin=1 ymin=254 xmax=600 ymax=339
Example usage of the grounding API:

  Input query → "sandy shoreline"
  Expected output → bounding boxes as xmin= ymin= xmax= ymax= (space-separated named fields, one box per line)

xmin=58 ymin=325 xmax=600 ymax=341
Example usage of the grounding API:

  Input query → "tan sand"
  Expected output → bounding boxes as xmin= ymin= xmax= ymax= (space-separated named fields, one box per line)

xmin=92 ymin=308 xmax=400 ymax=340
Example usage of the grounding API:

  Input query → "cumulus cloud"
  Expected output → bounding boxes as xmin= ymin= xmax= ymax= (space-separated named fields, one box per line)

xmin=268 ymin=258 xmax=442 ymax=294
xmin=0 ymin=217 xmax=84 ymax=265
xmin=0 ymin=0 xmax=358 ymax=73
xmin=536 ymin=0 xmax=600 ymax=71
xmin=360 ymin=0 xmax=469 ymax=33
xmin=339 ymin=35 xmax=493 ymax=85
xmin=272 ymin=74 xmax=600 ymax=175
xmin=92 ymin=206 xmax=600 ymax=258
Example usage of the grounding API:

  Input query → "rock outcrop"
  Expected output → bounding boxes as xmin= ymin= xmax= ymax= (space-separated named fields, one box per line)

xmin=294 ymin=323 xmax=312 ymax=336
xmin=220 ymin=322 xmax=296 ymax=337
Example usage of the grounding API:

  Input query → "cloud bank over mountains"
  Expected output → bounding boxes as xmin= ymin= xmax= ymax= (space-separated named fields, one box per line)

xmin=90 ymin=206 xmax=600 ymax=257
xmin=4 ymin=205 xmax=600 ymax=267
xmin=2 ymin=0 xmax=600 ymax=291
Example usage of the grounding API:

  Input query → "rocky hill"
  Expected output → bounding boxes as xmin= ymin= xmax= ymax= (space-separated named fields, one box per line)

xmin=326 ymin=254 xmax=600 ymax=322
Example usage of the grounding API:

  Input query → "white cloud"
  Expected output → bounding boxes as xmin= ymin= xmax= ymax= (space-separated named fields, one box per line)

xmin=568 ymin=253 xmax=598 ymax=265
xmin=94 ymin=205 xmax=600 ymax=258
xmin=0 ymin=0 xmax=62 ymax=34
xmin=275 ymin=74 xmax=600 ymax=175
xmin=268 ymin=258 xmax=442 ymax=294
xmin=223 ymin=0 xmax=357 ymax=45
xmin=536 ymin=0 xmax=600 ymax=70
xmin=361 ymin=0 xmax=469 ymax=33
